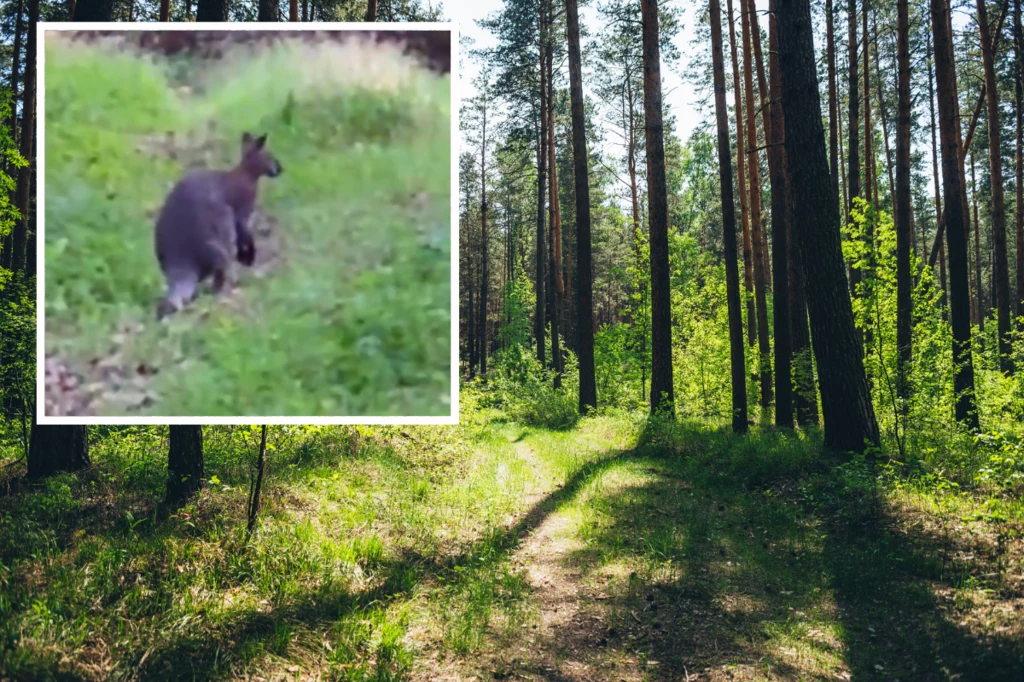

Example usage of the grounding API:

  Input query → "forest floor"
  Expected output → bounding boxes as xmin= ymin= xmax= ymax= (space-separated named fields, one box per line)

xmin=41 ymin=33 xmax=451 ymax=418
xmin=1 ymin=405 xmax=1023 ymax=681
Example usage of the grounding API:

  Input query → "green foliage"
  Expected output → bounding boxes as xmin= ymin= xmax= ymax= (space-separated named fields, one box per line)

xmin=490 ymin=341 xmax=579 ymax=430
xmin=43 ymin=38 xmax=451 ymax=417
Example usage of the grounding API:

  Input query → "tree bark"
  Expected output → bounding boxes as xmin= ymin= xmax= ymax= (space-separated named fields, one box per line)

xmin=847 ymin=0 xmax=863 ymax=306
xmin=932 ymin=0 xmax=980 ymax=429
xmin=741 ymin=0 xmax=772 ymax=409
xmin=365 ymin=0 xmax=377 ymax=21
xmin=566 ymin=0 xmax=596 ymax=411
xmin=258 ymin=0 xmax=279 ymax=21
xmin=896 ymin=0 xmax=913 ymax=404
xmin=727 ymin=0 xmax=757 ymax=348
xmin=972 ymin=152 xmax=984 ymax=333
xmin=1016 ymin=0 xmax=1024 ymax=328
xmin=166 ymin=426 xmax=204 ymax=506
xmin=711 ymin=0 xmax=748 ymax=434
xmin=159 ymin=0 xmax=170 ymax=20
xmin=778 ymin=0 xmax=880 ymax=454
xmin=246 ymin=426 xmax=268 ymax=538
xmin=71 ymin=0 xmax=112 ymax=20
xmin=480 ymin=84 xmax=490 ymax=376
xmin=197 ymin=0 xmax=228 ymax=21
xmin=768 ymin=0 xmax=792 ymax=427
xmin=27 ymin=425 xmax=89 ymax=479
xmin=536 ymin=7 xmax=548 ymax=368
xmin=827 ymin=0 xmax=840 ymax=208
xmin=545 ymin=8 xmax=562 ymax=387
xmin=745 ymin=0 xmax=772 ymax=290
xmin=976 ymin=0 xmax=1013 ymax=371
xmin=12 ymin=0 xmax=37 ymax=275
xmin=641 ymin=0 xmax=675 ymax=415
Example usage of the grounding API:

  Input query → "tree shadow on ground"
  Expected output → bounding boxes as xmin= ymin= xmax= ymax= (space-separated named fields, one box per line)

xmin=543 ymin=420 xmax=1024 ymax=681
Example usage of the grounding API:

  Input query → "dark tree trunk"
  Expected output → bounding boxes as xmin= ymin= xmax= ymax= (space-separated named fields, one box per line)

xmin=745 ymin=0 xmax=773 ymax=291
xmin=972 ymin=153 xmax=983 ymax=332
xmin=711 ymin=0 xmax=748 ymax=433
xmin=847 ymin=0 xmax=862 ymax=305
xmin=727 ymin=0 xmax=757 ymax=349
xmin=927 ymin=34 xmax=948 ymax=314
xmin=197 ymin=0 xmax=228 ymax=21
xmin=641 ymin=0 xmax=675 ymax=415
xmin=258 ymin=0 xmax=279 ymax=21
xmin=28 ymin=425 xmax=90 ymax=479
xmin=12 ymin=0 xmax=37 ymax=275
xmin=741 ymin=0 xmax=772 ymax=410
xmin=827 ymin=0 xmax=839 ymax=207
xmin=480 ymin=86 xmax=489 ymax=376
xmin=468 ymin=263 xmax=476 ymax=377
xmin=566 ymin=0 xmax=596 ymax=411
xmin=977 ymin=0 xmax=1013 ymax=371
xmin=778 ymin=0 xmax=880 ymax=454
xmin=536 ymin=8 xmax=548 ymax=368
xmin=159 ymin=0 xmax=169 ymax=20
xmin=1016 ymin=0 xmax=1024 ymax=328
xmin=71 ymin=0 xmax=112 ymax=20
xmin=246 ymin=426 xmax=268 ymax=538
xmin=895 ymin=0 xmax=913 ymax=402
xmin=545 ymin=12 xmax=562 ymax=387
xmin=931 ymin=0 xmax=980 ymax=429
xmin=365 ymin=0 xmax=377 ymax=21
xmin=8 ymin=0 xmax=23 ymax=151
xmin=768 ymin=0 xmax=792 ymax=428
xmin=166 ymin=426 xmax=204 ymax=506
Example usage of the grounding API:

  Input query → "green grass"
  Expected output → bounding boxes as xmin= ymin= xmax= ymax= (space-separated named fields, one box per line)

xmin=43 ymin=36 xmax=451 ymax=417
xmin=2 ymin=392 xmax=1022 ymax=680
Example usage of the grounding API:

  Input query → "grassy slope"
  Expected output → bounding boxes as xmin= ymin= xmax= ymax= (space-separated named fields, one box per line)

xmin=44 ymin=37 xmax=451 ymax=416
xmin=2 ymin=396 xmax=1021 ymax=681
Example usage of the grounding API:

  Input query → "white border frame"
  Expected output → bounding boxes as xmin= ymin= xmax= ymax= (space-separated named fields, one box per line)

xmin=36 ymin=22 xmax=459 ymax=426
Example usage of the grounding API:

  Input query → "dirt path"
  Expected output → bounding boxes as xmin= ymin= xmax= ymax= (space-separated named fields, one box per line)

xmin=414 ymin=440 xmax=646 ymax=682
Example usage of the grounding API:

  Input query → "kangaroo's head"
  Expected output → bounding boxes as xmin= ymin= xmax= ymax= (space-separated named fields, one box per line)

xmin=239 ymin=132 xmax=283 ymax=179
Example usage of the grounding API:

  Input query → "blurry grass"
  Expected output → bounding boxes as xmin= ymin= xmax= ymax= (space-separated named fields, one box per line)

xmin=43 ymin=35 xmax=451 ymax=417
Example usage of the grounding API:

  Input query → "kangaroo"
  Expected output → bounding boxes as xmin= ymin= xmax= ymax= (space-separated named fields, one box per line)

xmin=154 ymin=132 xmax=283 ymax=319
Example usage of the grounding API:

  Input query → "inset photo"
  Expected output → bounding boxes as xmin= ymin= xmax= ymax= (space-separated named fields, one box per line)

xmin=38 ymin=24 xmax=456 ymax=423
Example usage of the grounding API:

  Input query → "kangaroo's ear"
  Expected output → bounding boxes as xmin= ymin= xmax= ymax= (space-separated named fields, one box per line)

xmin=255 ymin=134 xmax=268 ymax=149
xmin=241 ymin=132 xmax=254 ymax=147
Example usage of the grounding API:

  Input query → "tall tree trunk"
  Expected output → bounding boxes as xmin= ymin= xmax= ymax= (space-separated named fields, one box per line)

xmin=827 ymin=0 xmax=840 ymax=208
xmin=874 ymin=16 xmax=896 ymax=205
xmin=778 ymin=0 xmax=880 ymax=454
xmin=27 ymin=425 xmax=89 ymax=479
xmin=626 ymin=76 xmax=648 ymax=401
xmin=642 ymin=0 xmax=675 ymax=415
xmin=159 ymin=0 xmax=169 ymax=20
xmin=197 ymin=0 xmax=228 ymax=21
xmin=71 ymin=0 xmax=112 ymax=20
xmin=977 ymin=0 xmax=1013 ymax=371
xmin=468 ymin=268 xmax=476 ymax=377
xmin=928 ymin=34 xmax=947 ymax=312
xmin=8 ymin=0 xmax=23 ymax=152
xmin=480 ymin=87 xmax=490 ymax=376
xmin=972 ymin=152 xmax=984 ymax=332
xmin=1016 ymin=0 xmax=1024 ymax=329
xmin=768 ymin=0 xmax=792 ymax=428
xmin=12 ymin=0 xmax=37 ymax=275
xmin=246 ymin=426 xmax=268 ymax=539
xmin=727 ymin=0 xmax=757 ymax=348
xmin=166 ymin=426 xmax=203 ymax=506
xmin=863 ymin=0 xmax=876 ymax=211
xmin=545 ymin=14 xmax=562 ymax=387
xmin=711 ymin=0 xmax=748 ymax=434
xmin=741 ymin=0 xmax=773 ymax=409
xmin=932 ymin=0 xmax=980 ymax=429
xmin=365 ymin=0 xmax=377 ymax=21
xmin=896 ymin=0 xmax=913 ymax=405
xmin=746 ymin=0 xmax=773 ymax=290
xmin=258 ymin=0 xmax=279 ymax=21
xmin=566 ymin=0 xmax=597 ymax=411
xmin=67 ymin=0 xmax=75 ymax=19
xmin=536 ymin=9 xmax=548 ymax=368
xmin=847 ymin=0 xmax=863 ymax=306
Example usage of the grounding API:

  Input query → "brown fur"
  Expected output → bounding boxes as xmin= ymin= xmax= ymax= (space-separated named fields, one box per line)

xmin=154 ymin=132 xmax=282 ymax=319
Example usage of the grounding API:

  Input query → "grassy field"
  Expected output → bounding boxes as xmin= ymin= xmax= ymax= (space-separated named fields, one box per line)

xmin=2 ymin=391 xmax=1021 ymax=680
xmin=43 ymin=35 xmax=452 ymax=417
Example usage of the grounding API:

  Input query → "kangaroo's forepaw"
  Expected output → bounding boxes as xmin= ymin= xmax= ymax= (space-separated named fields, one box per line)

xmin=237 ymin=237 xmax=256 ymax=266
